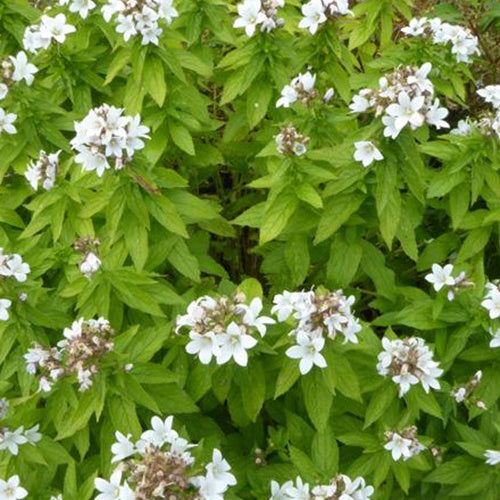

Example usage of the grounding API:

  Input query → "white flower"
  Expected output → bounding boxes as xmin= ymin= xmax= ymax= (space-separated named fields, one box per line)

xmin=451 ymin=119 xmax=473 ymax=136
xmin=385 ymin=91 xmax=425 ymax=131
xmin=111 ymin=431 xmax=135 ymax=463
xmin=141 ymin=416 xmax=178 ymax=447
xmin=0 ymin=299 xmax=12 ymax=321
xmin=239 ymin=297 xmax=275 ymax=336
xmin=0 ymin=475 xmax=28 ymax=499
xmin=425 ymin=263 xmax=455 ymax=292
xmin=384 ymin=433 xmax=412 ymax=461
xmin=77 ymin=369 xmax=93 ymax=391
xmin=24 ymin=424 xmax=42 ymax=445
xmin=233 ymin=0 xmax=267 ymax=37
xmin=80 ymin=252 xmax=101 ymax=279
xmin=349 ymin=94 xmax=371 ymax=113
xmin=484 ymin=450 xmax=500 ymax=466
xmin=477 ymin=85 xmax=500 ymax=110
xmin=343 ymin=475 xmax=374 ymax=499
xmin=115 ymin=14 xmax=137 ymax=41
xmin=194 ymin=472 xmax=228 ymax=499
xmin=22 ymin=26 xmax=51 ymax=53
xmin=24 ymin=345 xmax=50 ymax=374
xmin=40 ymin=14 xmax=76 ymax=44
xmin=382 ymin=115 xmax=400 ymax=139
xmin=284 ymin=476 xmax=310 ymax=499
xmin=353 ymin=141 xmax=383 ymax=167
xmin=6 ymin=254 xmax=30 ymax=282
xmin=489 ymin=327 xmax=500 ymax=348
xmin=293 ymin=72 xmax=316 ymax=93
xmin=59 ymin=0 xmax=97 ymax=19
xmin=426 ymin=99 xmax=449 ymax=129
xmin=10 ymin=52 xmax=38 ymax=86
xmin=0 ymin=84 xmax=8 ymax=100
xmin=39 ymin=376 xmax=53 ymax=392
xmin=205 ymin=449 xmax=237 ymax=490
xmin=0 ymin=108 xmax=17 ymax=135
xmin=276 ymin=85 xmax=298 ymax=108
xmin=95 ymin=469 xmax=134 ymax=500
xmin=186 ymin=331 xmax=220 ymax=364
xmin=407 ymin=62 xmax=434 ymax=94
xmin=0 ymin=427 xmax=28 ymax=455
xmin=286 ymin=331 xmax=326 ymax=375
xmin=481 ymin=286 xmax=500 ymax=319
xmin=402 ymin=17 xmax=428 ymax=36
xmin=270 ymin=480 xmax=293 ymax=500
xmin=271 ymin=291 xmax=297 ymax=321
xmin=299 ymin=0 xmax=327 ymax=35
xmin=452 ymin=387 xmax=467 ymax=403
xmin=216 ymin=322 xmax=257 ymax=366
xmin=159 ymin=0 xmax=179 ymax=23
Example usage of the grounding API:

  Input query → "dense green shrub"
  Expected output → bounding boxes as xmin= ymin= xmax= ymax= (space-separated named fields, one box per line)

xmin=0 ymin=0 xmax=499 ymax=498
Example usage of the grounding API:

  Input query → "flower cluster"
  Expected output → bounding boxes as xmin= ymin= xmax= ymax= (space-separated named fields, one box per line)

xmin=353 ymin=141 xmax=383 ymax=168
xmin=233 ymin=0 xmax=285 ymax=37
xmin=176 ymin=294 xmax=274 ymax=366
xmin=74 ymin=236 xmax=102 ymax=279
xmin=70 ymin=104 xmax=150 ymax=177
xmin=377 ymin=337 xmax=443 ymax=397
xmin=384 ymin=426 xmax=425 ymax=462
xmin=96 ymin=416 xmax=236 ymax=499
xmin=402 ymin=17 xmax=480 ymax=64
xmin=23 ymin=14 xmax=76 ymax=53
xmin=0 ymin=424 xmax=41 ymax=456
xmin=270 ymin=474 xmax=373 ymax=499
xmin=425 ymin=263 xmax=472 ymax=301
xmin=275 ymin=124 xmax=309 ymax=156
xmin=451 ymin=86 xmax=500 ymax=139
xmin=0 ymin=51 xmax=38 ymax=101
xmin=59 ymin=0 xmax=97 ymax=18
xmin=299 ymin=0 xmax=353 ymax=35
xmin=273 ymin=289 xmax=361 ymax=375
xmin=276 ymin=71 xmax=322 ymax=108
xmin=24 ymin=150 xmax=60 ymax=191
xmin=451 ymin=370 xmax=486 ymax=411
xmin=101 ymin=0 xmax=179 ymax=45
xmin=0 ymin=249 xmax=31 ymax=321
xmin=0 ymin=476 xmax=28 ymax=499
xmin=350 ymin=63 xmax=449 ymax=139
xmin=24 ymin=317 xmax=114 ymax=392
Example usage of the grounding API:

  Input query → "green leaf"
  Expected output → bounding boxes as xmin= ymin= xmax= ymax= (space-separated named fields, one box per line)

xmin=295 ymin=183 xmax=323 ymax=209
xmin=392 ymin=460 xmax=410 ymax=493
xmin=364 ymin=383 xmax=397 ymax=428
xmin=169 ymin=123 xmax=195 ymax=155
xmin=108 ymin=395 xmax=142 ymax=438
xmin=236 ymin=360 xmax=266 ymax=421
xmin=274 ymin=358 xmax=301 ymax=398
xmin=143 ymin=55 xmax=167 ymax=106
xmin=311 ymin=426 xmax=339 ymax=477
xmin=260 ymin=189 xmax=298 ymax=244
xmin=327 ymin=232 xmax=362 ymax=287
xmin=289 ymin=445 xmax=318 ymax=482
xmin=302 ymin=371 xmax=332 ymax=431
xmin=315 ymin=194 xmax=364 ymax=244
xmin=285 ymin=234 xmax=310 ymax=286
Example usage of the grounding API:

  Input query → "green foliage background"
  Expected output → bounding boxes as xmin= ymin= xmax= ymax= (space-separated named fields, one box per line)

xmin=0 ymin=0 xmax=499 ymax=498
